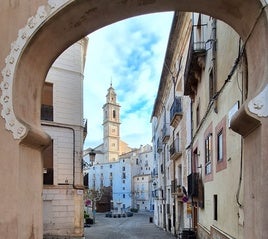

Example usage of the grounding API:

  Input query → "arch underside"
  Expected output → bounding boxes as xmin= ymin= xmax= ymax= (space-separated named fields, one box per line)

xmin=0 ymin=0 xmax=265 ymax=144
xmin=0 ymin=1 xmax=267 ymax=239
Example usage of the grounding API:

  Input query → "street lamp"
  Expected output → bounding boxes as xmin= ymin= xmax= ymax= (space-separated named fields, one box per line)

xmin=89 ymin=149 xmax=96 ymax=166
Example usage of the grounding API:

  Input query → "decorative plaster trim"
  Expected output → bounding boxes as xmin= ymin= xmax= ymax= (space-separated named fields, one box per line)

xmin=0 ymin=0 xmax=69 ymax=139
xmin=248 ymin=84 xmax=268 ymax=117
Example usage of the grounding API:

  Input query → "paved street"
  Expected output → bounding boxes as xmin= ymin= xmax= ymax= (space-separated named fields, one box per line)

xmin=84 ymin=213 xmax=176 ymax=239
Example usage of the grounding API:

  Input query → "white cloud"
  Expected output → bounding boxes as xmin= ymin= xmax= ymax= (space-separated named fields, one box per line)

xmin=83 ymin=12 xmax=173 ymax=149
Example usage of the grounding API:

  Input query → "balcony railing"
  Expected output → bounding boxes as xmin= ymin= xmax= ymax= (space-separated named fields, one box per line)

xmin=171 ymin=179 xmax=177 ymax=194
xmin=170 ymin=97 xmax=183 ymax=128
xmin=184 ymin=25 xmax=207 ymax=98
xmin=187 ymin=172 xmax=199 ymax=197
xmin=170 ymin=137 xmax=182 ymax=160
xmin=157 ymin=137 xmax=163 ymax=153
xmin=162 ymin=123 xmax=170 ymax=143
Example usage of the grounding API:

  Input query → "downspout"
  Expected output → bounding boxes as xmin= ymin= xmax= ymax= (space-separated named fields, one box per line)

xmin=236 ymin=38 xmax=246 ymax=208
xmin=163 ymin=143 xmax=167 ymax=230
xmin=212 ymin=18 xmax=218 ymax=113
xmin=41 ymin=122 xmax=82 ymax=190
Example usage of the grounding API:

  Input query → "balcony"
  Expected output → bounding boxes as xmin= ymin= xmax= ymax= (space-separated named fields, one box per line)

xmin=184 ymin=25 xmax=207 ymax=98
xmin=162 ymin=123 xmax=170 ymax=143
xmin=187 ymin=173 xmax=199 ymax=197
xmin=170 ymin=137 xmax=182 ymax=160
xmin=170 ymin=97 xmax=183 ymax=128
xmin=171 ymin=179 xmax=185 ymax=199
xmin=157 ymin=137 xmax=163 ymax=153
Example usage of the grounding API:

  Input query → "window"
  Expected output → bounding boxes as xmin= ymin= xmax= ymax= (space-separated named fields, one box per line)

xmin=196 ymin=103 xmax=200 ymax=127
xmin=123 ymin=194 xmax=125 ymax=199
xmin=136 ymin=158 xmax=139 ymax=165
xmin=110 ymin=179 xmax=112 ymax=186
xmin=100 ymin=179 xmax=103 ymax=188
xmin=209 ymin=68 xmax=216 ymax=101
xmin=216 ymin=117 xmax=227 ymax=172
xmin=43 ymin=140 xmax=53 ymax=185
xmin=217 ymin=130 xmax=223 ymax=162
xmin=123 ymin=187 xmax=125 ymax=190
xmin=93 ymin=180 xmax=96 ymax=189
xmin=122 ymin=180 xmax=125 ymax=184
xmin=122 ymin=172 xmax=126 ymax=179
xmin=205 ymin=133 xmax=212 ymax=175
xmin=41 ymin=82 xmax=53 ymax=121
xmin=122 ymin=166 xmax=125 ymax=171
xmin=113 ymin=110 xmax=116 ymax=119
xmin=214 ymin=194 xmax=218 ymax=220
xmin=110 ymin=164 xmax=112 ymax=168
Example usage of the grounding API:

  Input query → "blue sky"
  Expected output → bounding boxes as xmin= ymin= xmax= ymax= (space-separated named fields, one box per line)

xmin=83 ymin=12 xmax=174 ymax=149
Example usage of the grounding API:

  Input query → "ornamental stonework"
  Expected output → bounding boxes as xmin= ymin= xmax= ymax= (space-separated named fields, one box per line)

xmin=0 ymin=0 xmax=70 ymax=139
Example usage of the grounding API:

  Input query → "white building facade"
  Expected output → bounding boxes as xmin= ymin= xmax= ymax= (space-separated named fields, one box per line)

xmin=42 ymin=38 xmax=88 ymax=238
xmin=85 ymin=85 xmax=155 ymax=213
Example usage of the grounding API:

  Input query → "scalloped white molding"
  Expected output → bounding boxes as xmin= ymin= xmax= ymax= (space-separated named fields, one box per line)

xmin=248 ymin=84 xmax=268 ymax=117
xmin=0 ymin=0 xmax=69 ymax=139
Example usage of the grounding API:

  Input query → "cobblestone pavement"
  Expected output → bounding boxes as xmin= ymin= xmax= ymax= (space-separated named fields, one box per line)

xmin=84 ymin=212 xmax=177 ymax=239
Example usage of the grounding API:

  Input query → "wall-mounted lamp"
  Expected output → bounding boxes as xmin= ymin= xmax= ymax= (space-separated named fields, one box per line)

xmin=89 ymin=149 xmax=96 ymax=165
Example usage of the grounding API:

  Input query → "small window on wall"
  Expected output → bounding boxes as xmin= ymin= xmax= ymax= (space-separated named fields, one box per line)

xmin=214 ymin=194 xmax=218 ymax=221
xmin=196 ymin=103 xmax=200 ymax=127
xmin=216 ymin=117 xmax=227 ymax=172
xmin=43 ymin=140 xmax=53 ymax=185
xmin=41 ymin=82 xmax=53 ymax=121
xmin=113 ymin=110 xmax=116 ymax=119
xmin=204 ymin=123 xmax=213 ymax=181
xmin=217 ymin=130 xmax=223 ymax=162
xmin=209 ymin=68 xmax=215 ymax=101
xmin=205 ymin=133 xmax=212 ymax=174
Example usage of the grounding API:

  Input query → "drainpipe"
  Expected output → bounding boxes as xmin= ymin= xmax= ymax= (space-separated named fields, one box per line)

xmin=41 ymin=122 xmax=82 ymax=190
xmin=212 ymin=18 xmax=218 ymax=113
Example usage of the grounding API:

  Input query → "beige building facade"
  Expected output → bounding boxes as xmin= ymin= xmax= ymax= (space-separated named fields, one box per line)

xmin=42 ymin=38 xmax=88 ymax=238
xmin=184 ymin=13 xmax=246 ymax=239
xmin=0 ymin=1 xmax=267 ymax=238
xmin=151 ymin=11 xmax=193 ymax=235
xmin=152 ymin=11 xmax=253 ymax=239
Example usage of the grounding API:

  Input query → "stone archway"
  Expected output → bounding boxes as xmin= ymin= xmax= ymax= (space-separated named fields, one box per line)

xmin=0 ymin=0 xmax=267 ymax=238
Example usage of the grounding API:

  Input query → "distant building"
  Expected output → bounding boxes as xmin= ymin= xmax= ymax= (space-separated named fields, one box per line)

xmin=84 ymin=85 xmax=154 ymax=212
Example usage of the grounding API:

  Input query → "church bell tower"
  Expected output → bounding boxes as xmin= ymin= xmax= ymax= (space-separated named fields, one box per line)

xmin=102 ymin=83 xmax=121 ymax=162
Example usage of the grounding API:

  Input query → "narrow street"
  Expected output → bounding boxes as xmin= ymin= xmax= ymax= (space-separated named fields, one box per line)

xmin=85 ymin=213 xmax=177 ymax=239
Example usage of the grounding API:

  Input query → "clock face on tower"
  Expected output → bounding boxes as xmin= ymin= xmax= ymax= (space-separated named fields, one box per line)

xmin=111 ymin=126 xmax=117 ymax=135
